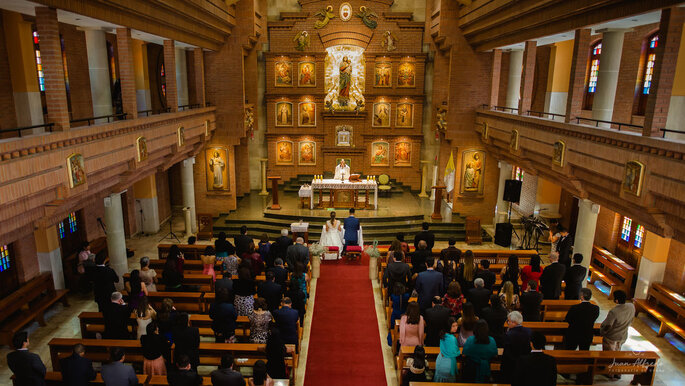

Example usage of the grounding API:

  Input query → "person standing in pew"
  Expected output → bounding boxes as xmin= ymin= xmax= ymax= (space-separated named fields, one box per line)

xmin=286 ymin=237 xmax=310 ymax=271
xmin=250 ymin=360 xmax=273 ymax=386
xmin=415 ymin=257 xmax=444 ymax=312
xmin=268 ymin=258 xmax=289 ymax=288
xmin=462 ymin=320 xmax=498 ymax=383
xmin=235 ymin=225 xmax=253 ymax=258
xmin=7 ymin=332 xmax=46 ymax=386
xmin=500 ymin=311 xmax=532 ymax=382
xmin=167 ymin=354 xmax=202 ymax=386
xmin=414 ymin=222 xmax=435 ymax=251
xmin=103 ymin=292 xmax=133 ymax=339
xmin=400 ymin=301 xmax=425 ymax=348
xmin=383 ymin=248 xmax=411 ymax=291
xmin=519 ymin=281 xmax=543 ymax=321
xmin=539 ymin=252 xmax=566 ymax=300
xmin=101 ymin=347 xmax=139 ymax=386
xmin=440 ymin=238 xmax=461 ymax=262
xmin=215 ymin=232 xmax=236 ymax=260
xmin=210 ymin=288 xmax=238 ymax=343
xmin=555 ymin=226 xmax=573 ymax=269
xmin=423 ymin=296 xmax=450 ymax=347
xmin=433 ymin=317 xmax=461 ymax=382
xmin=600 ymin=290 xmax=636 ymax=381
xmin=466 ymin=278 xmax=491 ymax=318
xmin=266 ymin=326 xmax=288 ymax=380
xmin=269 ymin=229 xmax=293 ymax=269
xmin=410 ymin=240 xmax=431 ymax=276
xmin=273 ymin=297 xmax=300 ymax=347
xmin=215 ymin=266 xmax=233 ymax=296
xmin=139 ymin=256 xmax=158 ymax=292
xmin=259 ymin=271 xmax=283 ymax=312
xmin=162 ymin=257 xmax=185 ymax=292
xmin=457 ymin=251 xmax=478 ymax=292
xmin=234 ymin=266 xmax=257 ymax=316
xmin=475 ymin=259 xmax=496 ymax=291
xmin=402 ymin=345 xmax=427 ymax=386
xmin=512 ymin=332 xmax=557 ymax=386
xmin=141 ymin=322 xmax=170 ymax=376
xmin=91 ymin=253 xmax=119 ymax=312
xmin=564 ymin=253 xmax=588 ymax=300
xmin=564 ymin=288 xmax=600 ymax=350
xmin=60 ymin=343 xmax=96 ymax=386
xmin=171 ymin=313 xmax=200 ymax=370
xmin=481 ymin=294 xmax=509 ymax=346
xmin=210 ymin=353 xmax=245 ymax=386
xmin=520 ymin=254 xmax=543 ymax=292
xmin=250 ymin=298 xmax=273 ymax=344
xmin=500 ymin=255 xmax=521 ymax=295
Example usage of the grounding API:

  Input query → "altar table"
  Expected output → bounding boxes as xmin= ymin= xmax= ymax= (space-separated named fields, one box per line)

xmin=310 ymin=179 xmax=378 ymax=210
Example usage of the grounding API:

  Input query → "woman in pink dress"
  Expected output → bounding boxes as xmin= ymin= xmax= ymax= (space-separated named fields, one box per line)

xmin=399 ymin=302 xmax=425 ymax=348
xmin=201 ymin=246 xmax=217 ymax=281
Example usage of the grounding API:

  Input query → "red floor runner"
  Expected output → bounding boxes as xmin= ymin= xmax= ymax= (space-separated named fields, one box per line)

xmin=303 ymin=256 xmax=386 ymax=385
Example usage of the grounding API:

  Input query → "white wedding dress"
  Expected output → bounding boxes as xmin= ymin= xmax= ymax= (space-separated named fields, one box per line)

xmin=320 ymin=219 xmax=344 ymax=256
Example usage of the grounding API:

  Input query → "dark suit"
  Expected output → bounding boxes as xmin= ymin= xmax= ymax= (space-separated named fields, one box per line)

xmin=60 ymin=353 xmax=96 ymax=386
xmin=268 ymin=266 xmax=289 ymax=287
xmin=91 ymin=264 xmax=119 ymax=311
xmin=270 ymin=236 xmax=293 ymax=263
xmin=556 ymin=234 xmax=573 ymax=268
xmin=210 ymin=368 xmax=244 ymax=386
xmin=285 ymin=243 xmax=309 ymax=270
xmin=466 ymin=287 xmax=492 ymax=317
xmin=413 ymin=230 xmax=435 ymax=250
xmin=480 ymin=305 xmax=509 ymax=345
xmin=564 ymin=264 xmax=587 ymax=300
xmin=273 ymin=306 xmax=300 ymax=345
xmin=172 ymin=326 xmax=200 ymax=368
xmin=234 ymin=234 xmax=252 ymax=258
xmin=512 ymin=351 xmax=557 ymax=386
xmin=7 ymin=350 xmax=46 ymax=386
xmin=167 ymin=368 xmax=202 ymax=386
xmin=343 ymin=216 xmax=360 ymax=249
xmin=101 ymin=361 xmax=138 ymax=386
xmin=103 ymin=302 xmax=132 ymax=339
xmin=539 ymin=262 xmax=566 ymax=300
xmin=501 ymin=325 xmax=532 ymax=382
xmin=410 ymin=249 xmax=431 ymax=275
xmin=519 ymin=290 xmax=544 ymax=321
xmin=258 ymin=281 xmax=283 ymax=311
xmin=415 ymin=269 xmax=444 ymax=311
xmin=564 ymin=301 xmax=600 ymax=350
xmin=424 ymin=305 xmax=451 ymax=346
xmin=383 ymin=260 xmax=411 ymax=289
xmin=475 ymin=269 xmax=496 ymax=290
xmin=439 ymin=246 xmax=461 ymax=261
xmin=214 ymin=276 xmax=232 ymax=296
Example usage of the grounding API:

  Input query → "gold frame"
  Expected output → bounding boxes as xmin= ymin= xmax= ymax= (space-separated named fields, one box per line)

xmin=275 ymin=102 xmax=294 ymax=127
xmin=460 ymin=149 xmax=486 ymax=194
xmin=510 ymin=129 xmax=519 ymax=151
xmin=276 ymin=140 xmax=294 ymax=165
xmin=136 ymin=136 xmax=148 ymax=162
xmin=374 ymin=62 xmax=392 ymax=88
xmin=298 ymin=102 xmax=317 ymax=127
xmin=66 ymin=153 xmax=86 ymax=188
xmin=397 ymin=61 xmax=416 ymax=88
xmin=395 ymin=103 xmax=414 ymax=128
xmin=274 ymin=60 xmax=293 ymax=87
xmin=622 ymin=160 xmax=645 ymax=197
xmin=206 ymin=146 xmax=230 ymax=191
xmin=552 ymin=140 xmax=566 ymax=167
xmin=394 ymin=141 xmax=412 ymax=166
xmin=297 ymin=61 xmax=316 ymax=87
xmin=298 ymin=140 xmax=317 ymax=165
xmin=370 ymin=141 xmax=390 ymax=166
xmin=372 ymin=102 xmax=391 ymax=127
xmin=177 ymin=126 xmax=185 ymax=147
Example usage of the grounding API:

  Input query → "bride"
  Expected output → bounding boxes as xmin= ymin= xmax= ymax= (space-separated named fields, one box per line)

xmin=320 ymin=211 xmax=343 ymax=251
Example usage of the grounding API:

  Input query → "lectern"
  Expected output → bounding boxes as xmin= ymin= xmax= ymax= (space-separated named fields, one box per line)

xmin=268 ymin=176 xmax=281 ymax=210
xmin=431 ymin=186 xmax=446 ymax=220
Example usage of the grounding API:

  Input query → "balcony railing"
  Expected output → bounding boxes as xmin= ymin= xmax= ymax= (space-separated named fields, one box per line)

xmin=526 ymin=110 xmax=566 ymax=120
xmin=138 ymin=108 xmax=171 ymax=117
xmin=0 ymin=123 xmax=55 ymax=138
xmin=70 ymin=113 xmax=128 ymax=126
xmin=660 ymin=128 xmax=685 ymax=138
xmin=572 ymin=117 xmax=643 ymax=132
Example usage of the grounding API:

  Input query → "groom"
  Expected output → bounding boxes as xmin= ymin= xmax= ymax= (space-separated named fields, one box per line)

xmin=343 ymin=208 xmax=360 ymax=254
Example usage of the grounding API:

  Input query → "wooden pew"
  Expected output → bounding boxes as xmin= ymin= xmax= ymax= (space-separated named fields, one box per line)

xmin=588 ymin=245 xmax=635 ymax=299
xmin=149 ymin=259 xmax=220 ymax=273
xmin=158 ymin=244 xmax=210 ymax=260
xmin=37 ymin=372 xmax=148 ymax=386
xmin=124 ymin=272 xmax=215 ymax=292
xmin=0 ymin=272 xmax=69 ymax=346
xmin=128 ymin=291 xmax=204 ymax=313
xmin=634 ymin=282 xmax=685 ymax=340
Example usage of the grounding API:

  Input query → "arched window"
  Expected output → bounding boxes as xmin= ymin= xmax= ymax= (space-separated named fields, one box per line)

xmin=634 ymin=33 xmax=659 ymax=116
xmin=583 ymin=41 xmax=602 ymax=110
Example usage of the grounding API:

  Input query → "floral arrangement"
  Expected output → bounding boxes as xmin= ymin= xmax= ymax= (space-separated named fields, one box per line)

xmin=364 ymin=240 xmax=380 ymax=259
xmin=309 ymin=242 xmax=324 ymax=257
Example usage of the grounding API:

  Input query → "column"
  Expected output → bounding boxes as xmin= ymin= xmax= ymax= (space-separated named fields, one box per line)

xmin=133 ymin=175 xmax=160 ymax=234
xmin=518 ymin=41 xmax=537 ymax=114
xmin=163 ymin=40 xmax=178 ymax=112
xmin=489 ymin=49 xmax=502 ymax=107
xmin=665 ymin=26 xmax=685 ymax=141
xmin=494 ymin=160 xmax=512 ymax=224
xmin=545 ymin=40 xmax=573 ymax=117
xmin=35 ymin=7 xmax=69 ymax=130
xmin=572 ymin=199 xmax=600 ymax=275
xmin=104 ymin=192 xmax=127 ymax=287
xmin=34 ymin=225 xmax=64 ymax=290
xmin=180 ymin=157 xmax=197 ymax=233
xmin=175 ymin=47 xmax=189 ymax=107
xmin=116 ymin=28 xmax=137 ymax=119
xmin=505 ymin=50 xmax=523 ymax=110
xmin=132 ymin=40 xmax=151 ymax=112
xmin=634 ymin=231 xmax=670 ymax=299
xmin=259 ymin=158 xmax=268 ymax=195
xmin=84 ymin=29 xmax=113 ymax=121
xmin=565 ymin=29 xmax=592 ymax=123
xmin=419 ymin=160 xmax=431 ymax=198
xmin=591 ymin=29 xmax=626 ymax=126
xmin=2 ymin=11 xmax=44 ymax=130
xmin=193 ymin=48 xmax=205 ymax=106
xmin=644 ymin=7 xmax=685 ymax=136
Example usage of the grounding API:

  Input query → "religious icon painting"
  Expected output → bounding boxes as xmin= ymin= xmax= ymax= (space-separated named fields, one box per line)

xmin=298 ymin=141 xmax=316 ymax=165
xmin=275 ymin=60 xmax=293 ymax=87
xmin=136 ymin=136 xmax=148 ymax=162
xmin=552 ymin=140 xmax=566 ymax=167
xmin=394 ymin=141 xmax=412 ymax=166
xmin=510 ymin=129 xmax=519 ymax=151
xmin=276 ymin=140 xmax=294 ymax=165
xmin=206 ymin=146 xmax=229 ymax=191
xmin=275 ymin=102 xmax=293 ymax=127
xmin=622 ymin=160 xmax=644 ymax=197
xmin=397 ymin=62 xmax=416 ymax=88
xmin=66 ymin=153 xmax=86 ymax=188
xmin=177 ymin=126 xmax=185 ymax=147
xmin=298 ymin=61 xmax=316 ymax=87
xmin=396 ymin=103 xmax=414 ymax=128
xmin=460 ymin=149 xmax=486 ymax=194
xmin=339 ymin=2 xmax=352 ymax=21
xmin=370 ymin=141 xmax=389 ymax=166
xmin=374 ymin=62 xmax=392 ymax=87
xmin=372 ymin=102 xmax=391 ymax=127
xmin=298 ymin=102 xmax=316 ymax=127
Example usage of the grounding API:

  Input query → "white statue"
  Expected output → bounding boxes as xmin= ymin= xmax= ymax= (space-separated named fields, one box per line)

xmin=209 ymin=151 xmax=225 ymax=188
xmin=334 ymin=159 xmax=350 ymax=180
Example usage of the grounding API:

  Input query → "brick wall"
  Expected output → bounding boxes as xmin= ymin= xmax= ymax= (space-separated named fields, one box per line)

xmin=512 ymin=173 xmax=537 ymax=216
xmin=593 ymin=205 xmax=620 ymax=253
xmin=60 ymin=23 xmax=93 ymax=121
xmin=0 ymin=15 xmax=17 ymax=133
xmin=531 ymin=45 xmax=552 ymax=113
xmin=663 ymin=238 xmax=685 ymax=293
xmin=497 ymin=52 xmax=510 ymax=107
xmin=186 ymin=50 xmax=197 ymax=106
xmin=13 ymin=232 xmax=39 ymax=283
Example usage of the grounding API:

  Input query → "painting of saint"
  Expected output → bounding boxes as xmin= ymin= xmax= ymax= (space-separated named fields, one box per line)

xmin=299 ymin=102 xmax=316 ymax=126
xmin=276 ymin=140 xmax=294 ymax=165
xmin=371 ymin=141 xmax=389 ymax=166
xmin=298 ymin=141 xmax=316 ymax=165
xmin=552 ymin=140 xmax=565 ymax=167
xmin=275 ymin=61 xmax=293 ymax=87
xmin=338 ymin=56 xmax=352 ymax=105
xmin=394 ymin=141 xmax=411 ymax=166
xmin=136 ymin=136 xmax=148 ymax=162
xmin=622 ymin=161 xmax=644 ymax=197
xmin=375 ymin=62 xmax=391 ymax=87
xmin=397 ymin=62 xmax=415 ymax=87
xmin=510 ymin=130 xmax=519 ymax=151
xmin=372 ymin=103 xmax=390 ymax=127
xmin=298 ymin=62 xmax=316 ymax=87
xmin=396 ymin=103 xmax=413 ymax=127
xmin=177 ymin=126 xmax=185 ymax=147
xmin=461 ymin=150 xmax=485 ymax=194
xmin=206 ymin=147 xmax=229 ymax=191
xmin=275 ymin=102 xmax=293 ymax=126
xmin=67 ymin=153 xmax=86 ymax=188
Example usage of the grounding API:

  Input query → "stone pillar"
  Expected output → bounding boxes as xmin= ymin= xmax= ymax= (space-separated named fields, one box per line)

xmin=634 ymin=231 xmax=670 ymax=299
xmin=259 ymin=158 xmax=268 ymax=196
xmin=565 ymin=29 xmax=592 ymax=123
xmin=163 ymin=40 xmax=178 ymax=112
xmin=104 ymin=192 xmax=127 ymax=288
xmin=133 ymin=175 xmax=160 ymax=234
xmin=505 ymin=50 xmax=523 ymax=110
xmin=193 ymin=48 xmax=205 ymax=106
xmin=84 ymin=29 xmax=113 ymax=122
xmin=644 ymin=7 xmax=685 ymax=137
xmin=115 ymin=28 xmax=137 ymax=119
xmin=545 ymin=40 xmax=573 ymax=117
xmin=35 ymin=7 xmax=69 ymax=130
xmin=34 ymin=225 xmax=64 ymax=290
xmin=665 ymin=26 xmax=685 ymax=141
xmin=489 ymin=49 xmax=502 ymax=107
xmin=175 ymin=48 xmax=189 ymax=107
xmin=519 ymin=41 xmax=537 ymax=114
xmin=494 ymin=160 xmax=512 ymax=224
xmin=132 ymin=40 xmax=151 ymax=112
xmin=572 ymin=199 xmax=600 ymax=276
xmin=591 ymin=29 xmax=626 ymax=126
xmin=181 ymin=157 xmax=197 ymax=233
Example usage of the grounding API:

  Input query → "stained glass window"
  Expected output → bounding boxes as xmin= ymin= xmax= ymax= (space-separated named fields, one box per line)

xmin=0 ymin=244 xmax=10 ymax=273
xmin=620 ymin=216 xmax=632 ymax=242
xmin=32 ymin=31 xmax=45 ymax=92
xmin=58 ymin=222 xmax=65 ymax=239
xmin=68 ymin=212 xmax=77 ymax=233
xmin=588 ymin=43 xmax=602 ymax=93
xmin=643 ymin=36 xmax=659 ymax=95
xmin=634 ymin=224 xmax=645 ymax=248
xmin=514 ymin=166 xmax=524 ymax=181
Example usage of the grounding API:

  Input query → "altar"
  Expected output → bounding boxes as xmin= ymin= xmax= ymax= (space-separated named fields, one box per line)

xmin=310 ymin=178 xmax=378 ymax=210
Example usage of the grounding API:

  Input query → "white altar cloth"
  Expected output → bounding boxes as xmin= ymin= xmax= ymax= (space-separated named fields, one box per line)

xmin=309 ymin=178 xmax=378 ymax=210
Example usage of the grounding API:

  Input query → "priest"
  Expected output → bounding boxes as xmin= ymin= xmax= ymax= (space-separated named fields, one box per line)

xmin=334 ymin=159 xmax=350 ymax=180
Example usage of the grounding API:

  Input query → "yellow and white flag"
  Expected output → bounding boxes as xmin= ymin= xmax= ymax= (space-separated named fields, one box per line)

xmin=444 ymin=151 xmax=456 ymax=193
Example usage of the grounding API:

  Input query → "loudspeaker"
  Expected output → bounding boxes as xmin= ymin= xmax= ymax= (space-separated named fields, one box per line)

xmin=495 ymin=222 xmax=513 ymax=247
xmin=503 ymin=179 xmax=522 ymax=202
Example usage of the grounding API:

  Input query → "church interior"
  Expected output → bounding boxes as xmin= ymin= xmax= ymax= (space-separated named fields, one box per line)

xmin=1 ymin=0 xmax=685 ymax=385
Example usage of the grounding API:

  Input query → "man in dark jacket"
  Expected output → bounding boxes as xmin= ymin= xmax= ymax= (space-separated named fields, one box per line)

xmin=272 ymin=297 xmax=300 ymax=345
xmin=519 ymin=281 xmax=544 ymax=321
xmin=475 ymin=259 xmax=497 ymax=290
xmin=480 ymin=294 xmax=509 ymax=346
xmin=439 ymin=238 xmax=461 ymax=261
xmin=564 ymin=253 xmax=588 ymax=300
xmin=466 ymin=278 xmax=492 ymax=317
xmin=564 ymin=288 xmax=600 ymax=350
xmin=270 ymin=229 xmax=293 ymax=266
xmin=171 ymin=313 xmax=200 ymax=369
xmin=60 ymin=343 xmax=96 ymax=386
xmin=512 ymin=332 xmax=557 ymax=386
xmin=555 ymin=226 xmax=573 ymax=268
xmin=383 ymin=251 xmax=411 ymax=290
xmin=539 ymin=252 xmax=566 ymax=300
xmin=6 ymin=332 xmax=46 ymax=386
xmin=415 ymin=257 xmax=444 ymax=312
xmin=267 ymin=258 xmax=289 ymax=287
xmin=413 ymin=222 xmax=435 ymax=250
xmin=91 ymin=253 xmax=119 ymax=311
xmin=101 ymin=347 xmax=138 ymax=386
xmin=167 ymin=354 xmax=202 ymax=386
xmin=501 ymin=311 xmax=532 ymax=382
xmin=411 ymin=240 xmax=431 ymax=275
xmin=234 ymin=226 xmax=252 ymax=258
xmin=286 ymin=237 xmax=309 ymax=271
xmin=258 ymin=271 xmax=283 ymax=311
xmin=424 ymin=296 xmax=451 ymax=346
xmin=210 ymin=353 xmax=244 ymax=385
xmin=103 ymin=292 xmax=132 ymax=339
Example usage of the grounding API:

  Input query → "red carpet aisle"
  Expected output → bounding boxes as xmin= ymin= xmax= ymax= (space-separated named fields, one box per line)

xmin=303 ymin=255 xmax=387 ymax=385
